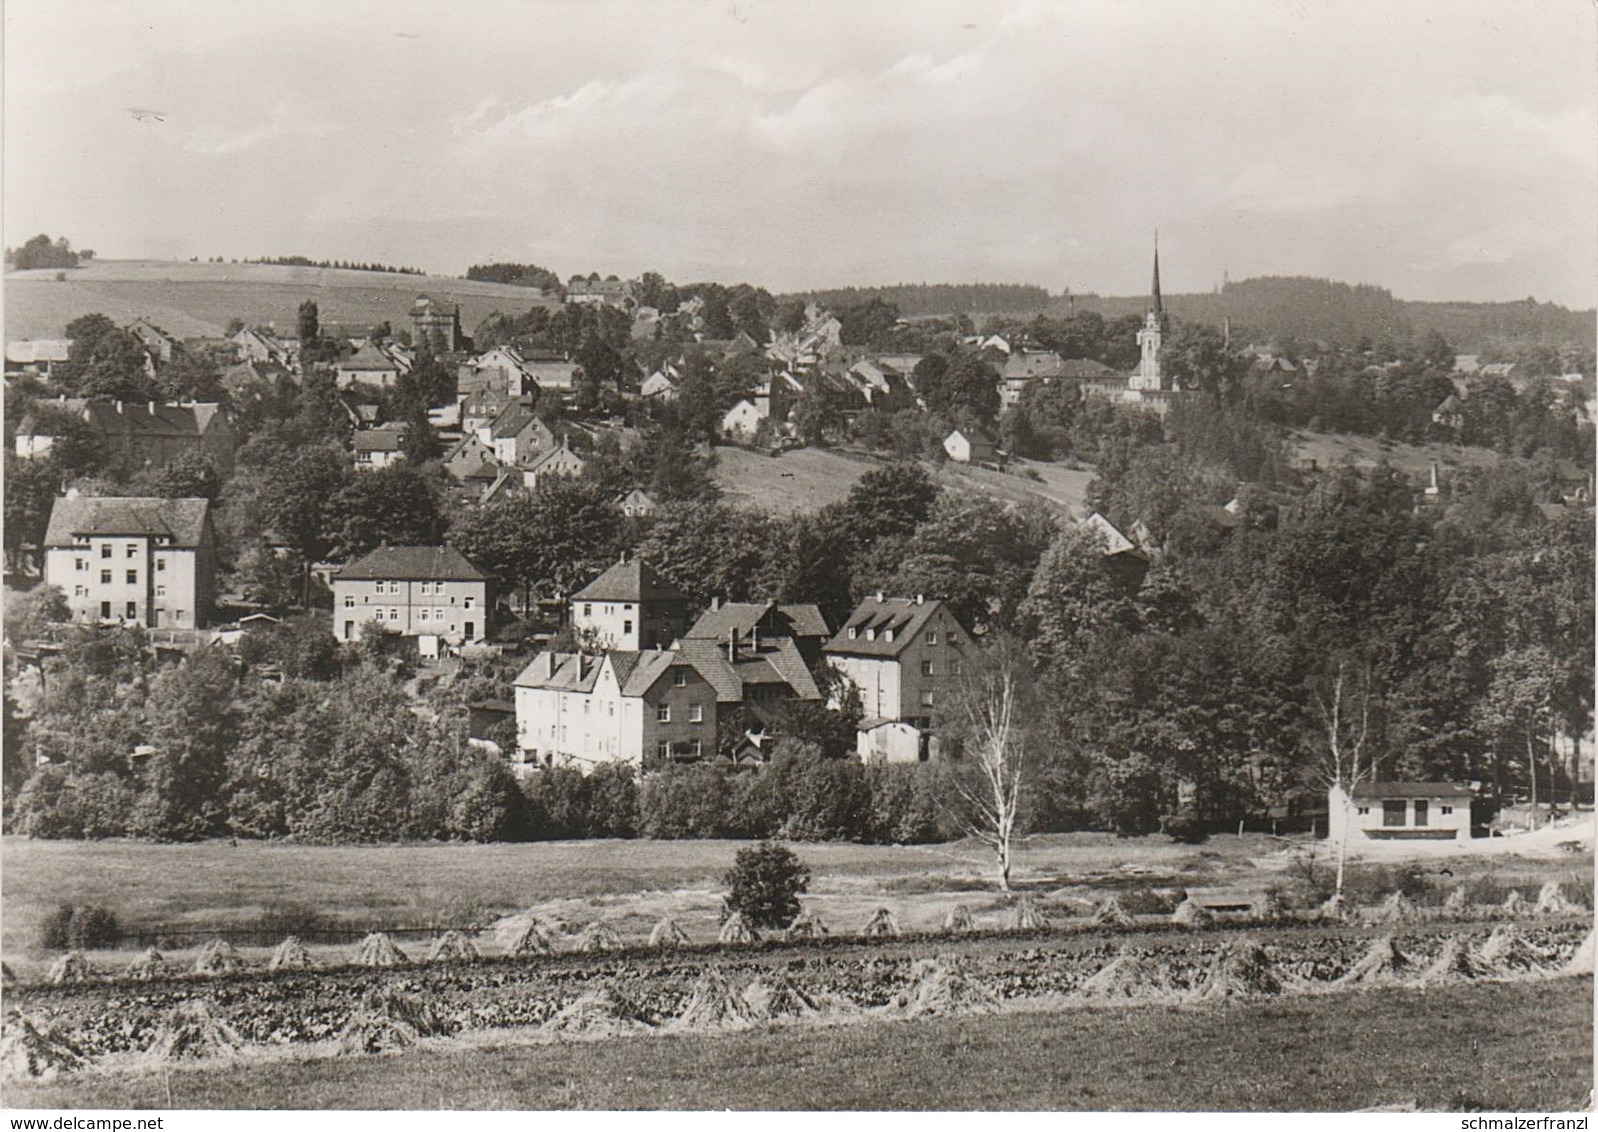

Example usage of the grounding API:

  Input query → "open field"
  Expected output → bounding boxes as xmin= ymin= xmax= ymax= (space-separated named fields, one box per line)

xmin=712 ymin=446 xmax=1095 ymax=515
xmin=5 ymin=823 xmax=1590 ymax=975
xmin=1289 ymin=429 xmax=1502 ymax=477
xmin=3 ymin=260 xmax=553 ymax=340
xmin=8 ymin=979 xmax=1590 ymax=1111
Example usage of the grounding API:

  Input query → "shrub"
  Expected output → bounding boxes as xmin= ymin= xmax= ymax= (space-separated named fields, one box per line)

xmin=755 ymin=741 xmax=870 ymax=841
xmin=39 ymin=903 xmax=120 ymax=950
xmin=638 ymin=764 xmax=729 ymax=839
xmin=585 ymin=763 xmax=639 ymax=838
xmin=864 ymin=762 xmax=955 ymax=844
xmin=723 ymin=841 xmax=809 ymax=930
xmin=1161 ymin=811 xmax=1209 ymax=845
xmin=523 ymin=766 xmax=591 ymax=839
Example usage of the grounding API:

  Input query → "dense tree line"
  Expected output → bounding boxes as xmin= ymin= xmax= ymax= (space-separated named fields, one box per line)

xmin=6 ymin=234 xmax=90 ymax=271
xmin=789 ymin=283 xmax=1051 ymax=316
xmin=245 ymin=256 xmax=423 ymax=275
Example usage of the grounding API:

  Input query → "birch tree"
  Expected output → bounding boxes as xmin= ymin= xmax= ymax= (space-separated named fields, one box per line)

xmin=948 ymin=639 xmax=1033 ymax=891
xmin=1314 ymin=661 xmax=1380 ymax=904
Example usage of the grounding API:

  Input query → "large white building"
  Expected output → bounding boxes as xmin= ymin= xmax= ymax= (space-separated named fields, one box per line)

xmin=43 ymin=496 xmax=218 ymax=628
xmin=332 ymin=545 xmax=490 ymax=644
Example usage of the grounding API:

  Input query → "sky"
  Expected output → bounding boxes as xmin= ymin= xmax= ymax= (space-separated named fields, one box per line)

xmin=4 ymin=0 xmax=1595 ymax=305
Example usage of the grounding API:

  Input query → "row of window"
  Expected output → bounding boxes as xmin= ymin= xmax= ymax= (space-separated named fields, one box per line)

xmin=845 ymin=626 xmax=954 ymax=646
xmin=919 ymin=659 xmax=961 ymax=676
xmin=1358 ymin=801 xmax=1454 ymax=827
xmin=77 ymin=558 xmax=166 ymax=572
xmin=346 ymin=595 xmax=475 ymax=610
xmin=85 ymin=584 xmax=167 ymax=597
xmin=580 ymin=603 xmax=636 ymax=616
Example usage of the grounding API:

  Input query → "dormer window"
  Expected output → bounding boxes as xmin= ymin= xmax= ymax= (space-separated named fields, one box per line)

xmin=865 ymin=628 xmax=876 ymax=641
xmin=884 ymin=628 xmax=894 ymax=642
xmin=847 ymin=627 xmax=857 ymax=640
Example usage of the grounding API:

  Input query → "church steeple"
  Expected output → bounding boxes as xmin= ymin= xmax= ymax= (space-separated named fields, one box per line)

xmin=1151 ymin=232 xmax=1163 ymax=317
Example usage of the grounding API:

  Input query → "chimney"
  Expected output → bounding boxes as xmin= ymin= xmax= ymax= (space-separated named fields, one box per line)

xmin=148 ymin=401 xmax=156 ymax=415
xmin=875 ymin=591 xmax=885 ymax=603
xmin=710 ymin=596 xmax=721 ymax=612
xmin=914 ymin=594 xmax=925 ymax=605
xmin=726 ymin=626 xmax=738 ymax=663
xmin=115 ymin=400 xmax=124 ymax=414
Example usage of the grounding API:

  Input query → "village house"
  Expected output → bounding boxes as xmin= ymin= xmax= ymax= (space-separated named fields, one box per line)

xmin=565 ymin=277 xmax=637 ymax=310
xmin=1328 ymin=781 xmax=1472 ymax=843
xmin=824 ymin=594 xmax=974 ymax=763
xmin=520 ymin=351 xmax=581 ymax=396
xmin=335 ymin=343 xmax=401 ymax=390
xmin=522 ymin=441 xmax=587 ymax=492
xmin=5 ymin=339 xmax=73 ymax=380
xmin=411 ymin=294 xmax=464 ymax=352
xmin=943 ymin=427 xmax=1000 ymax=466
xmin=462 ymin=345 xmax=542 ymax=398
xmin=228 ymin=327 xmax=295 ymax=368
xmin=479 ymin=401 xmax=557 ymax=467
xmin=684 ymin=598 xmax=832 ymax=668
xmin=43 ymin=495 xmax=218 ymax=628
xmin=18 ymin=400 xmax=239 ymax=476
xmin=722 ymin=398 xmax=769 ymax=442
xmin=442 ymin=432 xmax=498 ymax=481
xmin=999 ymin=350 xmax=1067 ymax=409
xmin=569 ymin=557 xmax=690 ymax=650
xmin=617 ymin=488 xmax=658 ymax=518
xmin=332 ymin=544 xmax=490 ymax=646
xmin=640 ymin=368 xmax=680 ymax=402
xmin=353 ymin=425 xmax=407 ymax=471
xmin=1432 ymin=393 xmax=1466 ymax=431
xmin=125 ymin=318 xmax=181 ymax=366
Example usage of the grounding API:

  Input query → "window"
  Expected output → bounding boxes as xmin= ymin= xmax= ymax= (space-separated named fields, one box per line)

xmin=624 ymin=603 xmax=633 ymax=612
xmin=156 ymin=558 xmax=166 ymax=572
xmin=657 ymin=741 xmax=670 ymax=759
xmin=75 ymin=585 xmax=87 ymax=597
xmin=584 ymin=604 xmax=592 ymax=616
xmin=847 ymin=627 xmax=857 ymax=640
xmin=1357 ymin=806 xmax=1370 ymax=815
xmin=583 ymin=701 xmax=590 ymax=714
xmin=673 ymin=671 xmax=687 ymax=687
xmin=463 ymin=596 xmax=474 ymax=610
xmin=75 ymin=558 xmax=86 ymax=571
xmin=950 ymin=659 xmax=962 ymax=676
xmin=689 ymin=704 xmax=704 ymax=723
xmin=101 ymin=570 xmax=112 ymax=584
xmin=920 ymin=690 xmax=935 ymax=707
xmin=623 ymin=620 xmax=633 ymax=636
xmin=884 ymin=628 xmax=894 ymax=642
xmin=921 ymin=660 xmax=934 ymax=677
xmin=126 ymin=570 xmax=137 ymax=585
xmin=1382 ymin=800 xmax=1407 ymax=827
xmin=100 ymin=601 xmax=111 ymax=618
xmin=1440 ymin=804 xmax=1453 ymax=815
xmin=155 ymin=585 xmax=165 ymax=598
xmin=125 ymin=601 xmax=137 ymax=619
xmin=693 ymin=740 xmax=703 ymax=758
xmin=1413 ymin=800 xmax=1429 ymax=827
xmin=865 ymin=628 xmax=876 ymax=641
xmin=926 ymin=630 xmax=939 ymax=645
xmin=420 ymin=609 xmax=430 ymax=622
xmin=126 ymin=544 xmax=137 ymax=558
xmin=344 ymin=596 xmax=355 ymax=609
xmin=100 ymin=545 xmax=112 ymax=559
xmin=657 ymin=705 xmax=671 ymax=723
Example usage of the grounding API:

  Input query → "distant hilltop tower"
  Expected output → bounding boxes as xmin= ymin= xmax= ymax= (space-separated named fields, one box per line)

xmin=1129 ymin=234 xmax=1167 ymax=393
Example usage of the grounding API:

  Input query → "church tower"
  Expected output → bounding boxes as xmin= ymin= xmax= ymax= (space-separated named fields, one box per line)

xmin=1130 ymin=235 xmax=1166 ymax=392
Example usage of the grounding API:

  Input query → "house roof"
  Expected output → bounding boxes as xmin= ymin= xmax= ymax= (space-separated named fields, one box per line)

xmin=353 ymin=429 xmax=405 ymax=452
xmin=6 ymin=339 xmax=73 ymax=364
xmin=946 ymin=427 xmax=997 ymax=449
xmin=1058 ymin=358 xmax=1119 ymax=379
xmin=685 ymin=601 xmax=830 ymax=644
xmin=82 ymin=401 xmax=224 ymax=438
xmin=525 ymin=443 xmax=585 ymax=473
xmin=339 ymin=344 xmax=399 ymax=371
xmin=336 ymin=545 xmax=488 ymax=581
xmin=44 ymin=496 xmax=211 ymax=547
xmin=487 ymin=401 xmax=542 ymax=440
xmin=1349 ymin=781 xmax=1471 ymax=800
xmin=823 ymin=595 xmax=952 ymax=659
xmin=1002 ymin=351 xmax=1066 ymax=379
xmin=572 ymin=558 xmax=689 ymax=604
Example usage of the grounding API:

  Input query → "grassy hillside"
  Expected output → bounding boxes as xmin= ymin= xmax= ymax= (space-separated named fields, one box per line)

xmin=1289 ymin=430 xmax=1501 ymax=477
xmin=3 ymin=259 xmax=556 ymax=341
xmin=711 ymin=446 xmax=1094 ymax=516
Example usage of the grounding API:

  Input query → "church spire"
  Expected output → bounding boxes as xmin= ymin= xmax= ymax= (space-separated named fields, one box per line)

xmin=1150 ymin=230 xmax=1164 ymax=318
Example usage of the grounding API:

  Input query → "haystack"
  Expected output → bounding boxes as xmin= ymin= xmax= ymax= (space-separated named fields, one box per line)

xmin=675 ymin=967 xmax=755 ymax=1030
xmin=338 ymin=986 xmax=445 ymax=1055
xmin=146 ymin=1000 xmax=244 ymax=1062
xmin=647 ymin=917 xmax=690 ymax=949
xmin=744 ymin=969 xmax=824 ymax=1020
xmin=894 ymin=956 xmax=1002 ymax=1017
xmin=1475 ymin=925 xmax=1548 ymax=976
xmin=717 ymin=912 xmax=758 ymax=945
xmin=507 ymin=919 xmax=555 ymax=957
xmin=862 ymin=907 xmax=900 ymax=939
xmin=1010 ymin=896 xmax=1050 ymax=931
xmin=1078 ymin=950 xmax=1177 ymax=1001
xmin=1192 ymin=939 xmax=1285 ymax=1000
xmin=1334 ymin=936 xmax=1411 ymax=987
xmin=785 ymin=910 xmax=827 ymax=940
xmin=351 ymin=932 xmax=409 ymax=968
xmin=268 ymin=935 xmax=317 ymax=970
xmin=0 ymin=1014 xmax=86 ymax=1080
xmin=427 ymin=930 xmax=479 ymax=963
xmin=1500 ymin=890 xmax=1529 ymax=917
xmin=575 ymin=922 xmax=623 ymax=954
xmin=47 ymin=951 xmax=95 ymax=985
xmin=1534 ymin=882 xmax=1581 ymax=916
xmin=1171 ymin=898 xmax=1214 ymax=928
xmin=1560 ymin=927 xmax=1595 ymax=976
xmin=543 ymin=984 xmax=653 ymax=1036
xmin=1412 ymin=935 xmax=1492 ymax=987
xmin=1366 ymin=891 xmax=1419 ymax=925
xmin=125 ymin=946 xmax=168 ymax=981
xmin=942 ymin=904 xmax=975 ymax=934
xmin=1316 ymin=893 xmax=1349 ymax=922
xmin=193 ymin=937 xmax=247 ymax=976
xmin=1091 ymin=896 xmax=1135 ymax=928
xmin=1441 ymin=885 xmax=1472 ymax=918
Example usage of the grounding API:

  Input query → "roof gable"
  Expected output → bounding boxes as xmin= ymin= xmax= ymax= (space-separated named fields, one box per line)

xmin=573 ymin=558 xmax=689 ymax=603
xmin=44 ymin=496 xmax=211 ymax=547
xmin=337 ymin=545 xmax=488 ymax=581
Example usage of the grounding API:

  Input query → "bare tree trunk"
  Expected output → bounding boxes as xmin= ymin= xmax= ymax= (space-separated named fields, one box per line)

xmin=1527 ymin=721 xmax=1538 ymax=813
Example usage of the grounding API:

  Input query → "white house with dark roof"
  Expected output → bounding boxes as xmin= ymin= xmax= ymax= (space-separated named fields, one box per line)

xmin=521 ymin=441 xmax=586 ymax=492
xmin=352 ymin=426 xmax=407 ymax=471
xmin=43 ymin=496 xmax=217 ymax=628
xmin=684 ymin=598 xmax=832 ymax=667
xmin=943 ymin=427 xmax=999 ymax=465
xmin=617 ymin=488 xmax=658 ymax=518
xmin=1328 ymin=781 xmax=1472 ymax=843
xmin=332 ymin=545 xmax=490 ymax=643
xmin=823 ymin=594 xmax=974 ymax=762
xmin=336 ymin=343 xmax=402 ymax=389
xmin=569 ymin=557 xmax=690 ymax=650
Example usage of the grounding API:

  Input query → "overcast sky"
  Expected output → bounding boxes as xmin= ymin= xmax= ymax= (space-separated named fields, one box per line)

xmin=5 ymin=0 xmax=1595 ymax=305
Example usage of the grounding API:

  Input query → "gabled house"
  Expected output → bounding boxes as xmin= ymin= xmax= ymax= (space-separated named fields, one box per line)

xmin=229 ymin=327 xmax=294 ymax=368
xmin=570 ymin=557 xmax=690 ymax=650
xmin=943 ymin=427 xmax=999 ymax=466
xmin=999 ymin=350 xmax=1067 ymax=408
xmin=5 ymin=339 xmax=73 ymax=380
xmin=521 ymin=441 xmax=586 ymax=492
xmin=464 ymin=346 xmax=542 ymax=398
xmin=461 ymin=388 xmax=514 ymax=436
xmin=684 ymin=598 xmax=832 ymax=667
xmin=1432 ymin=393 xmax=1466 ymax=431
xmin=442 ymin=432 xmax=499 ymax=482
xmin=353 ymin=425 xmax=407 ymax=471
xmin=125 ymin=318 xmax=180 ymax=365
xmin=78 ymin=400 xmax=237 ymax=476
xmin=332 ymin=544 xmax=490 ymax=644
xmin=722 ymin=398 xmax=769 ymax=442
xmin=641 ymin=369 xmax=680 ymax=401
xmin=43 ymin=495 xmax=218 ymax=628
xmin=1328 ymin=782 xmax=1471 ymax=843
xmin=336 ymin=343 xmax=402 ymax=389
xmin=522 ymin=352 xmax=580 ymax=395
xmin=823 ymin=594 xmax=974 ymax=762
xmin=618 ymin=488 xmax=658 ymax=518
xmin=481 ymin=400 xmax=557 ymax=467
